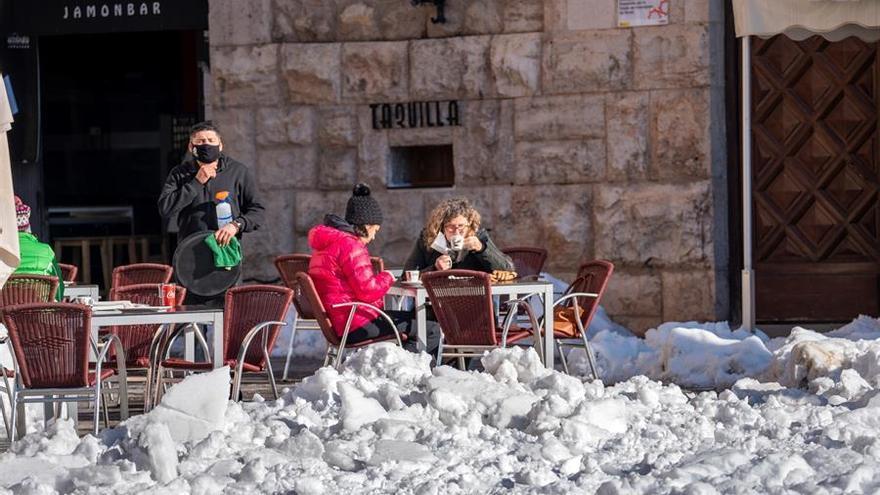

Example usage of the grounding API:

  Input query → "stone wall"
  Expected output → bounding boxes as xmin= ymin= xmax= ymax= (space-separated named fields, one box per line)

xmin=207 ymin=0 xmax=729 ymax=333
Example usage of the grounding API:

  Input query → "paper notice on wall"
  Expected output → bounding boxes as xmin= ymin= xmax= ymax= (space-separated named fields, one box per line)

xmin=618 ymin=0 xmax=669 ymax=27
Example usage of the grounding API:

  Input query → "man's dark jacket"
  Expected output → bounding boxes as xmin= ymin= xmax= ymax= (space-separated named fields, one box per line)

xmin=157 ymin=154 xmax=264 ymax=240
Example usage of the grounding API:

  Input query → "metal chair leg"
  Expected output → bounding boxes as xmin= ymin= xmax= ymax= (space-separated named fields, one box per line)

xmin=581 ymin=333 xmax=600 ymax=381
xmin=457 ymin=356 xmax=466 ymax=370
xmin=93 ymin=383 xmax=102 ymax=436
xmin=282 ymin=312 xmax=299 ymax=381
xmin=557 ymin=340 xmax=570 ymax=374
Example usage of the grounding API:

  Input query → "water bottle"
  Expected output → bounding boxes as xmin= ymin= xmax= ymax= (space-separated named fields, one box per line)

xmin=215 ymin=191 xmax=233 ymax=228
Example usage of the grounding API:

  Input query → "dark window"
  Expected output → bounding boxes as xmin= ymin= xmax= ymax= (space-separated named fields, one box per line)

xmin=387 ymin=145 xmax=454 ymax=189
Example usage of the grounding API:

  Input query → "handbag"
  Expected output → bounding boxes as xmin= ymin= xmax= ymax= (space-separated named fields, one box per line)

xmin=552 ymin=305 xmax=585 ymax=338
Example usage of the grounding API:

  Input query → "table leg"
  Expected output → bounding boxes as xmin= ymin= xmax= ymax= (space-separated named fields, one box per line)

xmin=184 ymin=327 xmax=195 ymax=362
xmin=415 ymin=291 xmax=427 ymax=352
xmin=212 ymin=313 xmax=224 ymax=369
xmin=543 ymin=285 xmax=555 ymax=369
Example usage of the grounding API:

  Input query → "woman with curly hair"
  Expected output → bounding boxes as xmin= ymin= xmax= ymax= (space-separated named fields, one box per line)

xmin=404 ymin=198 xmax=514 ymax=274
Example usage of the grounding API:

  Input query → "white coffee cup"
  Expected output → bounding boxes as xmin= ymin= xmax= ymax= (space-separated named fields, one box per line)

xmin=405 ymin=270 xmax=420 ymax=283
xmin=450 ymin=234 xmax=464 ymax=251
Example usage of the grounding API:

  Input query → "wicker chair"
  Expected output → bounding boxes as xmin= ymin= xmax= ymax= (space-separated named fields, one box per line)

xmin=111 ymin=263 xmax=173 ymax=289
xmin=58 ymin=263 xmax=79 ymax=283
xmin=502 ymin=247 xmax=548 ymax=280
xmin=153 ymin=285 xmax=292 ymax=403
xmin=106 ymin=283 xmax=188 ymax=411
xmin=0 ymin=274 xmax=59 ymax=309
xmin=421 ymin=270 xmax=541 ymax=369
xmin=274 ymin=254 xmax=320 ymax=380
xmin=296 ymin=272 xmax=404 ymax=370
xmin=1 ymin=303 xmax=128 ymax=439
xmin=370 ymin=257 xmax=385 ymax=274
xmin=543 ymin=260 xmax=614 ymax=379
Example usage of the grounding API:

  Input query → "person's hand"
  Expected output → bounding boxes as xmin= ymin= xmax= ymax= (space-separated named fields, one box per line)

xmin=435 ymin=254 xmax=452 ymax=271
xmin=214 ymin=222 xmax=239 ymax=246
xmin=195 ymin=163 xmax=217 ymax=184
xmin=462 ymin=236 xmax=483 ymax=252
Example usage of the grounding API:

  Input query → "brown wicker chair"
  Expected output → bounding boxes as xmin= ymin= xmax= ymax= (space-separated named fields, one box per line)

xmin=153 ymin=285 xmax=292 ymax=402
xmin=0 ymin=274 xmax=59 ymax=309
xmin=296 ymin=272 xmax=404 ymax=370
xmin=542 ymin=260 xmax=614 ymax=379
xmin=502 ymin=247 xmax=548 ymax=280
xmin=1 ymin=303 xmax=128 ymax=439
xmin=58 ymin=263 xmax=79 ymax=283
xmin=106 ymin=283 xmax=188 ymax=410
xmin=420 ymin=270 xmax=541 ymax=369
xmin=370 ymin=257 xmax=385 ymax=274
xmin=274 ymin=254 xmax=320 ymax=380
xmin=111 ymin=263 xmax=173 ymax=289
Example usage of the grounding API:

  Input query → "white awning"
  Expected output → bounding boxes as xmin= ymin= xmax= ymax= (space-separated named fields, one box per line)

xmin=0 ymin=74 xmax=21 ymax=288
xmin=733 ymin=0 xmax=880 ymax=41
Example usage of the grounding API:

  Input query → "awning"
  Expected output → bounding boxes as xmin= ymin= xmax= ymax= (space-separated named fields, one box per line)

xmin=733 ymin=0 xmax=880 ymax=41
xmin=0 ymin=74 xmax=21 ymax=287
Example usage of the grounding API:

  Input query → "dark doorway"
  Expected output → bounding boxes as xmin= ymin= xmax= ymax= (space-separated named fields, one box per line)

xmin=40 ymin=30 xmax=203 ymax=243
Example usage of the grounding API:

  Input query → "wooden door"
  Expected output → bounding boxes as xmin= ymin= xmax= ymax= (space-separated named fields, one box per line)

xmin=752 ymin=35 xmax=880 ymax=322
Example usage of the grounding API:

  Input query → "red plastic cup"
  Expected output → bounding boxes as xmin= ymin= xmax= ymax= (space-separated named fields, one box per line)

xmin=159 ymin=283 xmax=176 ymax=307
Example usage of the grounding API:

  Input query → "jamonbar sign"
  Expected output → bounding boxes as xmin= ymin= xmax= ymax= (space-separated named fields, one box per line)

xmin=9 ymin=0 xmax=208 ymax=35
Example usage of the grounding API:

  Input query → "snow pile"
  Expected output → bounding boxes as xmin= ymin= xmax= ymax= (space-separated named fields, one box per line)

xmin=6 ymin=339 xmax=880 ymax=492
xmin=568 ymin=321 xmax=774 ymax=389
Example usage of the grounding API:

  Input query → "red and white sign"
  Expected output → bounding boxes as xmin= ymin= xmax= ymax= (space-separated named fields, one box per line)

xmin=618 ymin=0 xmax=669 ymax=27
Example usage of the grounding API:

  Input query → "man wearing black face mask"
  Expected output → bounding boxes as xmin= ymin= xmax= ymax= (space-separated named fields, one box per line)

xmin=158 ymin=121 xmax=265 ymax=246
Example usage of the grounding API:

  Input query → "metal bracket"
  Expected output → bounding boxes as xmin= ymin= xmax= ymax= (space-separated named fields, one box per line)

xmin=411 ymin=0 xmax=446 ymax=24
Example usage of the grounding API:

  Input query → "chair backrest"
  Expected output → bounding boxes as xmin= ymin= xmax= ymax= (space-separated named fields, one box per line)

xmin=58 ymin=263 xmax=78 ymax=282
xmin=273 ymin=254 xmax=316 ymax=319
xmin=0 ymin=274 xmax=59 ymax=308
xmin=295 ymin=272 xmax=341 ymax=346
xmin=3 ymin=303 xmax=91 ymax=388
xmin=370 ymin=257 xmax=384 ymax=274
xmin=224 ymin=285 xmax=293 ymax=369
xmin=502 ymin=247 xmax=548 ymax=279
xmin=108 ymin=283 xmax=187 ymax=365
xmin=112 ymin=263 xmax=173 ymax=289
xmin=565 ymin=260 xmax=615 ymax=331
xmin=421 ymin=270 xmax=498 ymax=346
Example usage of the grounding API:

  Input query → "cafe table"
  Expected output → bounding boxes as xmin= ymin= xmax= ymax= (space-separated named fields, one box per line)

xmin=89 ymin=304 xmax=225 ymax=367
xmin=385 ymin=278 xmax=556 ymax=368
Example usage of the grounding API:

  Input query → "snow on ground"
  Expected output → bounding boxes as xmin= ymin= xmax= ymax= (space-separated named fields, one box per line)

xmin=3 ymin=313 xmax=880 ymax=493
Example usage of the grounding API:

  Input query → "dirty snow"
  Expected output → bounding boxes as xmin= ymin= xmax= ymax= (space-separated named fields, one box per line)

xmin=3 ymin=314 xmax=880 ymax=493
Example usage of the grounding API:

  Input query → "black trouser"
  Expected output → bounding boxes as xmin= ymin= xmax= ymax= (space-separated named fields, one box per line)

xmin=348 ymin=309 xmax=441 ymax=355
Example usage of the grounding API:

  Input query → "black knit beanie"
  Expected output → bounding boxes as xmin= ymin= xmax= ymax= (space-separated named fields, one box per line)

xmin=345 ymin=183 xmax=383 ymax=225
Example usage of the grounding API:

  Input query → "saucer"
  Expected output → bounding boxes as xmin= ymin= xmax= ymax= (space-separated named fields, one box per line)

xmin=400 ymin=280 xmax=423 ymax=286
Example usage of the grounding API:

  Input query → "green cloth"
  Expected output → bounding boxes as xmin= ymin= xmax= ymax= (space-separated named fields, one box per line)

xmin=204 ymin=235 xmax=242 ymax=269
xmin=14 ymin=232 xmax=64 ymax=301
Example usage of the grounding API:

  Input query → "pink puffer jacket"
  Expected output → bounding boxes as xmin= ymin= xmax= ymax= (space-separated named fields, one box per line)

xmin=308 ymin=223 xmax=393 ymax=337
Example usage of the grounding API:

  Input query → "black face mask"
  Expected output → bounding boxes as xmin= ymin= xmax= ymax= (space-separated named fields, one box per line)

xmin=193 ymin=144 xmax=221 ymax=164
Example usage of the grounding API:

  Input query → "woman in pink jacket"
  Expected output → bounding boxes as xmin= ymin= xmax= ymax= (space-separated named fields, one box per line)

xmin=308 ymin=183 xmax=439 ymax=349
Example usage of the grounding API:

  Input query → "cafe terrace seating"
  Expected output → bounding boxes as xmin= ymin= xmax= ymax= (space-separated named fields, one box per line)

xmin=152 ymin=285 xmax=292 ymax=403
xmin=421 ymin=270 xmax=542 ymax=369
xmin=296 ymin=272 xmax=404 ymax=370
xmin=58 ymin=263 xmax=79 ymax=283
xmin=111 ymin=263 xmax=173 ymax=290
xmin=106 ymin=283 xmax=188 ymax=411
xmin=1 ymin=303 xmax=128 ymax=439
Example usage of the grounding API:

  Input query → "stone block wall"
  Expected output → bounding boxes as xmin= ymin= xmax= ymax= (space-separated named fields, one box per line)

xmin=207 ymin=0 xmax=729 ymax=333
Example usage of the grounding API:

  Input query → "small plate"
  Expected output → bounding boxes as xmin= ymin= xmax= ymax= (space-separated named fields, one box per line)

xmin=400 ymin=280 xmax=423 ymax=286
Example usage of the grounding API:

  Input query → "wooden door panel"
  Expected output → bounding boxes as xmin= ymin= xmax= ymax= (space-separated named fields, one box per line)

xmin=752 ymin=35 xmax=880 ymax=322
